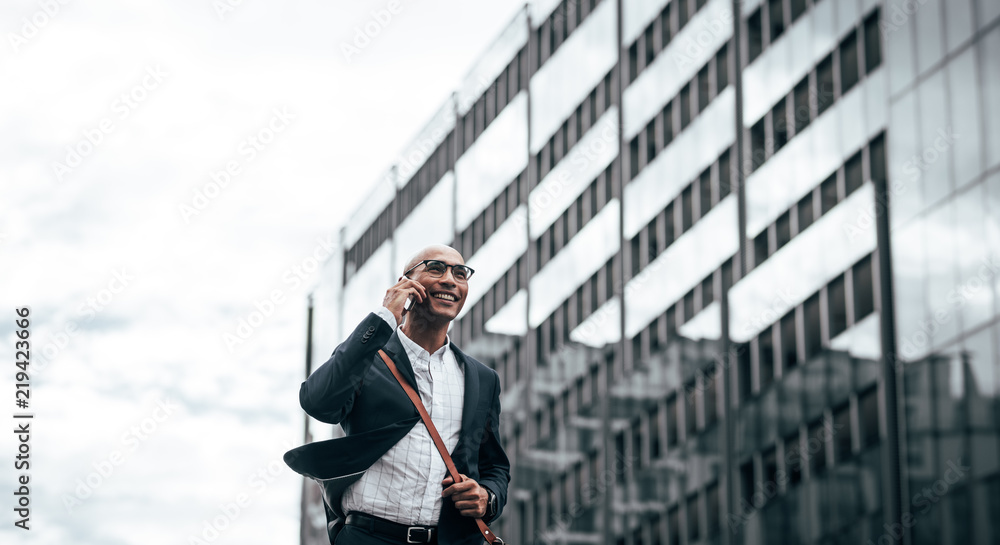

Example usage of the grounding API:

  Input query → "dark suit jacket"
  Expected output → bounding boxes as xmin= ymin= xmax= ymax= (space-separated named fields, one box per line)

xmin=284 ymin=312 xmax=510 ymax=545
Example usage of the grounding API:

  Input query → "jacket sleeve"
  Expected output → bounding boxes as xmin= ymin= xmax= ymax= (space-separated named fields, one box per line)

xmin=298 ymin=312 xmax=395 ymax=424
xmin=477 ymin=370 xmax=511 ymax=523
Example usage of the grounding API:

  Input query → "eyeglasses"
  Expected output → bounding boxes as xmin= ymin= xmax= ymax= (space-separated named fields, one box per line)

xmin=403 ymin=260 xmax=475 ymax=282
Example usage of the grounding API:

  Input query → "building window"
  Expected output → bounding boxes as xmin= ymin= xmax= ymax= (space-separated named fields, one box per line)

xmin=750 ymin=118 xmax=767 ymax=170
xmin=804 ymin=294 xmax=822 ymax=360
xmin=647 ymin=123 xmax=657 ymax=165
xmin=808 ymin=419 xmax=827 ymax=474
xmin=644 ymin=26 xmax=655 ymax=67
xmin=697 ymin=65 xmax=710 ymax=112
xmin=667 ymin=395 xmax=679 ymax=447
xmin=785 ymin=434 xmax=802 ymax=485
xmin=631 ymin=236 xmax=642 ymax=277
xmin=793 ymin=77 xmax=810 ymax=134
xmin=630 ymin=139 xmax=640 ymax=179
xmin=780 ymin=312 xmax=797 ymax=370
xmin=820 ymin=173 xmax=838 ymax=214
xmin=679 ymin=85 xmax=692 ymax=129
xmin=790 ymin=0 xmax=807 ymax=21
xmin=816 ymin=54 xmax=835 ymax=116
xmin=776 ymin=210 xmax=791 ymax=250
xmin=662 ymin=101 xmax=674 ymax=147
xmin=699 ymin=169 xmax=712 ymax=218
xmin=740 ymin=461 xmax=755 ymax=506
xmin=840 ymin=30 xmax=860 ymax=95
xmin=772 ymin=98 xmax=788 ymax=152
xmin=747 ymin=9 xmax=763 ymax=64
xmin=758 ymin=327 xmax=775 ymax=391
xmin=719 ymin=148 xmax=732 ymax=198
xmin=738 ymin=343 xmax=752 ymax=401
xmin=829 ymin=274 xmax=848 ymax=338
xmin=678 ymin=0 xmax=689 ymax=28
xmin=853 ymin=255 xmax=875 ymax=321
xmin=705 ymin=372 xmax=718 ymax=427
xmin=754 ymin=230 xmax=769 ymax=268
xmin=864 ymin=9 xmax=882 ymax=73
xmin=845 ymin=150 xmax=863 ymax=195
xmin=628 ymin=42 xmax=639 ymax=84
xmin=683 ymin=290 xmax=695 ymax=323
xmin=707 ymin=482 xmax=720 ymax=536
xmin=668 ymin=507 xmax=680 ymax=545
xmin=649 ymin=405 xmax=662 ymax=459
xmin=716 ymin=42 xmax=729 ymax=90
xmin=797 ymin=193 xmax=813 ymax=233
xmin=681 ymin=186 xmax=694 ymax=231
xmin=859 ymin=387 xmax=879 ymax=448
xmin=663 ymin=203 xmax=675 ymax=247
xmin=687 ymin=494 xmax=700 ymax=542
xmin=768 ymin=0 xmax=785 ymax=43
xmin=660 ymin=3 xmax=673 ymax=49
xmin=833 ymin=404 xmax=852 ymax=463
xmin=701 ymin=274 xmax=714 ymax=307
xmin=870 ymin=132 xmax=887 ymax=182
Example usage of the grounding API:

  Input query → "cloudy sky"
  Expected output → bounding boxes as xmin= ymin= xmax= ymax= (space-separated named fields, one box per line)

xmin=0 ymin=1 xmax=524 ymax=543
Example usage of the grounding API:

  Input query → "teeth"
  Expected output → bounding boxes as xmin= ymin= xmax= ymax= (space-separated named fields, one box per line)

xmin=434 ymin=293 xmax=456 ymax=301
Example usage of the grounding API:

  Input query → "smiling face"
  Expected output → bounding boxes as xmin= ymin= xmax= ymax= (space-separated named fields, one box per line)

xmin=403 ymin=245 xmax=469 ymax=325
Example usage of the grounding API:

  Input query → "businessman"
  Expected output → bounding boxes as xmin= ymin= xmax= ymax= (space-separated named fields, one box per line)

xmin=285 ymin=244 xmax=510 ymax=544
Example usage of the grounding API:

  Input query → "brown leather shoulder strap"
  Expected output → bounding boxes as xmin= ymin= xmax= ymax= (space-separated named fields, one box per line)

xmin=378 ymin=349 xmax=503 ymax=544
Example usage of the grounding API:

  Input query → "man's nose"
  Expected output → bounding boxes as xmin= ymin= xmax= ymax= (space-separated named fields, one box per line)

xmin=438 ymin=268 xmax=459 ymax=285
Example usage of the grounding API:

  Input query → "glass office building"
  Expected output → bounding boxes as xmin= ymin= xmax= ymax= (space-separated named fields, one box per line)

xmin=299 ymin=0 xmax=1000 ymax=543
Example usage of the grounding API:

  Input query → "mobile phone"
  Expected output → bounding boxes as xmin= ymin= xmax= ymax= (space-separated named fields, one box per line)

xmin=403 ymin=295 xmax=414 ymax=312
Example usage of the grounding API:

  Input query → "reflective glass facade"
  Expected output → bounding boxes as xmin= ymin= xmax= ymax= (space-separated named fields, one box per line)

xmin=301 ymin=1 xmax=1000 ymax=543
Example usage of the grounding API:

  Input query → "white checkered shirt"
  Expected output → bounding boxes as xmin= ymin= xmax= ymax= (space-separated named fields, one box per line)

xmin=341 ymin=307 xmax=466 ymax=525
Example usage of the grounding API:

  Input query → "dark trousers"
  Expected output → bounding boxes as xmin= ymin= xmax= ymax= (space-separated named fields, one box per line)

xmin=335 ymin=524 xmax=396 ymax=544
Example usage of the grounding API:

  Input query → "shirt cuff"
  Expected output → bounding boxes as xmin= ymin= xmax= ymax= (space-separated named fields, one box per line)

xmin=375 ymin=306 xmax=398 ymax=330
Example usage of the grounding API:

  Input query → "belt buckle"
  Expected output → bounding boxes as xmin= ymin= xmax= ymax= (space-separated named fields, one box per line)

xmin=406 ymin=526 xmax=432 ymax=543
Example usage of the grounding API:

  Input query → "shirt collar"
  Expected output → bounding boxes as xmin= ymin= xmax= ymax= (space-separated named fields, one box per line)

xmin=396 ymin=327 xmax=451 ymax=361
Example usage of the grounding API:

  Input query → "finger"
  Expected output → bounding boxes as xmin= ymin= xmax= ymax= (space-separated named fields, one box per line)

xmin=397 ymin=282 xmax=425 ymax=304
xmin=457 ymin=505 xmax=484 ymax=517
xmin=449 ymin=480 xmax=475 ymax=492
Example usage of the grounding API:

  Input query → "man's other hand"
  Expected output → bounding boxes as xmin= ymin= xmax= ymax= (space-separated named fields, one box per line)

xmin=441 ymin=474 xmax=487 ymax=518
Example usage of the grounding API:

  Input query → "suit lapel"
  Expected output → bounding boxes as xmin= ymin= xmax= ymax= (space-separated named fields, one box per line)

xmin=381 ymin=330 xmax=418 ymax=391
xmin=452 ymin=343 xmax=481 ymax=437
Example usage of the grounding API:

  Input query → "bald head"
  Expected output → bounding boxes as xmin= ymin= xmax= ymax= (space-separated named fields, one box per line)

xmin=403 ymin=244 xmax=465 ymax=276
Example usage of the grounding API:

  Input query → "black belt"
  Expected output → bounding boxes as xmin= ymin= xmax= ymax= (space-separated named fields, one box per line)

xmin=344 ymin=512 xmax=437 ymax=544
